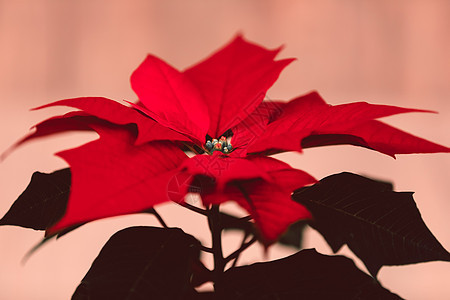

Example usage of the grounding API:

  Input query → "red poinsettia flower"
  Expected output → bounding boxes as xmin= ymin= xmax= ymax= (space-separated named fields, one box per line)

xmin=7 ymin=35 xmax=449 ymax=243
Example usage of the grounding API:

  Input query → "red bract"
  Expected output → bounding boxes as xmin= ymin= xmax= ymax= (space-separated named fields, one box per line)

xmin=6 ymin=35 xmax=449 ymax=243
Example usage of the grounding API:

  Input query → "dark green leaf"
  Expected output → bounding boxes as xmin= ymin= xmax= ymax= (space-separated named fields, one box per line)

xmin=292 ymin=172 xmax=450 ymax=277
xmin=72 ymin=226 xmax=201 ymax=300
xmin=216 ymin=248 xmax=402 ymax=299
xmin=0 ymin=168 xmax=71 ymax=230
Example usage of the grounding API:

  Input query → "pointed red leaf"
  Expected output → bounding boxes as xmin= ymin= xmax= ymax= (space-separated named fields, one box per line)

xmin=226 ymin=179 xmax=313 ymax=243
xmin=179 ymin=153 xmax=272 ymax=192
xmin=318 ymin=120 xmax=450 ymax=157
xmin=184 ymin=35 xmax=294 ymax=138
xmin=35 ymin=97 xmax=191 ymax=145
xmin=131 ymin=55 xmax=209 ymax=141
xmin=248 ymin=91 xmax=449 ymax=156
xmin=225 ymin=156 xmax=316 ymax=242
xmin=48 ymin=122 xmax=187 ymax=234
xmin=1 ymin=109 xmax=190 ymax=162
xmin=180 ymin=155 xmax=316 ymax=242
xmin=230 ymin=100 xmax=285 ymax=157
xmin=1 ymin=112 xmax=97 ymax=161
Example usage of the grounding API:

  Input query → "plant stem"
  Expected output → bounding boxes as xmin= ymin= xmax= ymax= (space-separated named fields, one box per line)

xmin=178 ymin=202 xmax=209 ymax=216
xmin=231 ymin=232 xmax=249 ymax=268
xmin=200 ymin=245 xmax=214 ymax=253
xmin=208 ymin=204 xmax=225 ymax=286
xmin=148 ymin=208 xmax=168 ymax=228
xmin=225 ymin=236 xmax=257 ymax=263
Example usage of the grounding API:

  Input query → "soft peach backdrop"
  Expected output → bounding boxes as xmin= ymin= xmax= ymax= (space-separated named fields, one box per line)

xmin=1 ymin=1 xmax=449 ymax=299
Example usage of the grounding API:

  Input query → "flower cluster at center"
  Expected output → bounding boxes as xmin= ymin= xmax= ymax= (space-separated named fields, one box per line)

xmin=204 ymin=136 xmax=233 ymax=154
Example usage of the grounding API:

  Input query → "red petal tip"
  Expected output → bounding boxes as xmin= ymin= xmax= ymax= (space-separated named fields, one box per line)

xmin=271 ymin=44 xmax=286 ymax=57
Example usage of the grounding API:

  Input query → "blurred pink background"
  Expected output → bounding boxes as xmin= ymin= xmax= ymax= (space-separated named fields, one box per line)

xmin=1 ymin=1 xmax=449 ymax=299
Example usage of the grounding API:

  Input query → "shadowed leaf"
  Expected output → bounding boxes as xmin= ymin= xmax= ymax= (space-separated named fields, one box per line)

xmin=217 ymin=248 xmax=402 ymax=299
xmin=72 ymin=226 xmax=201 ymax=300
xmin=292 ymin=172 xmax=450 ymax=277
xmin=0 ymin=168 xmax=71 ymax=230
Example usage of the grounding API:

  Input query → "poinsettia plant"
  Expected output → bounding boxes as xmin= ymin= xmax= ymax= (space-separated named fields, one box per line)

xmin=1 ymin=35 xmax=449 ymax=299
